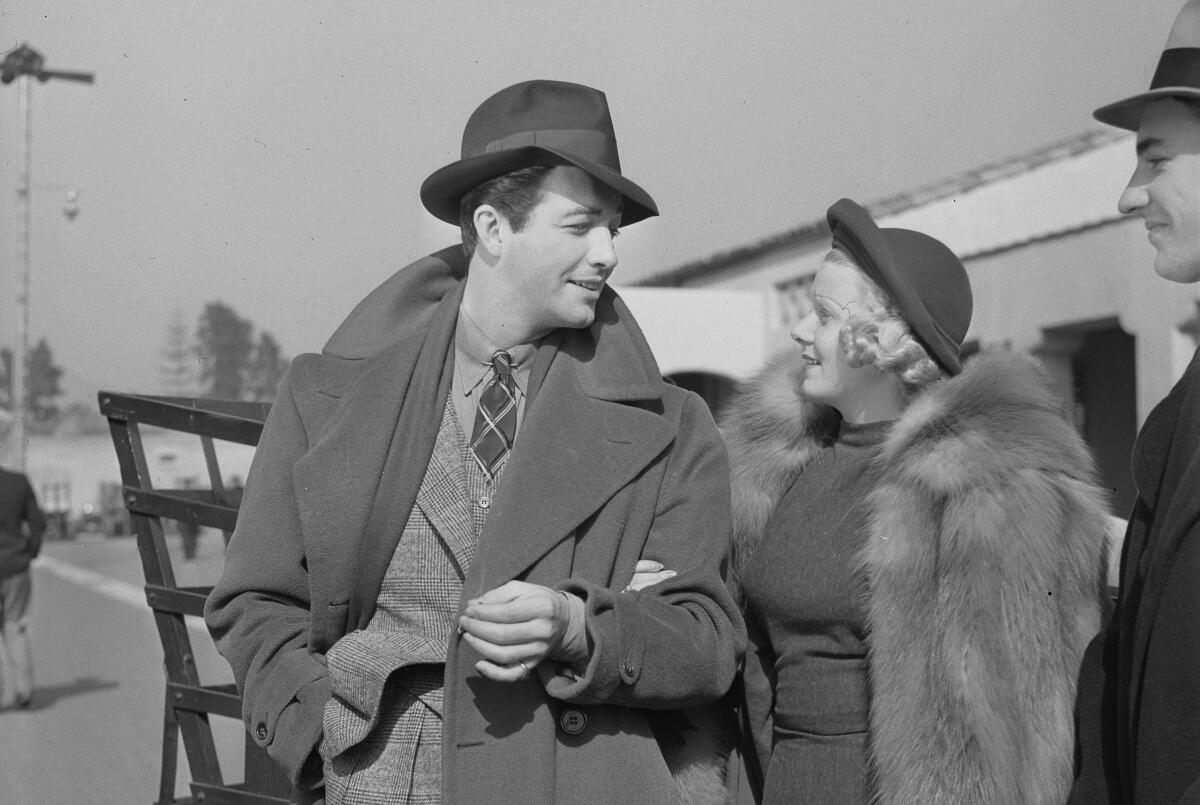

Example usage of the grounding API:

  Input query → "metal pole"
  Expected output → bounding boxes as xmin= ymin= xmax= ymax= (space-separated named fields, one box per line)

xmin=12 ymin=74 xmax=31 ymax=471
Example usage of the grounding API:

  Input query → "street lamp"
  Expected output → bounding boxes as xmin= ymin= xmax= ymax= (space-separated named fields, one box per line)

xmin=1 ymin=44 xmax=93 ymax=470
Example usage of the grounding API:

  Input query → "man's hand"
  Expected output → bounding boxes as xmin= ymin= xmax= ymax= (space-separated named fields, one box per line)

xmin=459 ymin=581 xmax=571 ymax=682
xmin=625 ymin=559 xmax=676 ymax=592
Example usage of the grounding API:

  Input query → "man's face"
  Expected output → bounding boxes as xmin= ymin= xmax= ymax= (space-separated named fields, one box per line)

xmin=1120 ymin=97 xmax=1200 ymax=283
xmin=498 ymin=166 xmax=622 ymax=335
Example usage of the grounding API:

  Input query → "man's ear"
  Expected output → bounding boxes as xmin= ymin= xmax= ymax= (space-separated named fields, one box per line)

xmin=473 ymin=204 xmax=506 ymax=259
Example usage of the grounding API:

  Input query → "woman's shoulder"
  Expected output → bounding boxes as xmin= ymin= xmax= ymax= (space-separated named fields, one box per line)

xmin=883 ymin=350 xmax=1097 ymax=490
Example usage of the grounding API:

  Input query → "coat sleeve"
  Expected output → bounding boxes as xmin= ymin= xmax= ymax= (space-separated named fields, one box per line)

xmin=204 ymin=363 xmax=330 ymax=788
xmin=20 ymin=475 xmax=45 ymax=557
xmin=1127 ymin=513 xmax=1200 ymax=803
xmin=544 ymin=392 xmax=746 ymax=708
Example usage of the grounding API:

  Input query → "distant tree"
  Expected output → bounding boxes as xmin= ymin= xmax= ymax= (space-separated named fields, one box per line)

xmin=246 ymin=331 xmax=289 ymax=402
xmin=158 ymin=308 xmax=198 ymax=396
xmin=0 ymin=340 xmax=65 ymax=433
xmin=27 ymin=338 xmax=64 ymax=433
xmin=195 ymin=301 xmax=254 ymax=399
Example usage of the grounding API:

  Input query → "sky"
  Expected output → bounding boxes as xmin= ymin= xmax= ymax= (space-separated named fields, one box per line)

xmin=0 ymin=0 xmax=1183 ymax=402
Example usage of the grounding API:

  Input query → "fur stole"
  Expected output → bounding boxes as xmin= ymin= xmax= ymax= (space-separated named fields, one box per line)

xmin=723 ymin=349 xmax=1110 ymax=804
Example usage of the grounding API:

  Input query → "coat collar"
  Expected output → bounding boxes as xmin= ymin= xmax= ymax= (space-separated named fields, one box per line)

xmin=299 ymin=246 xmax=672 ymax=620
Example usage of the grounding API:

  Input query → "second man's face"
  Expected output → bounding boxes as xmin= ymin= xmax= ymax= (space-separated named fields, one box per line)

xmin=1120 ymin=97 xmax=1200 ymax=284
xmin=499 ymin=166 xmax=623 ymax=336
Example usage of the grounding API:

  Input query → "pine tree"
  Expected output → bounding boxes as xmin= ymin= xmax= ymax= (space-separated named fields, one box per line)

xmin=158 ymin=308 xmax=198 ymax=396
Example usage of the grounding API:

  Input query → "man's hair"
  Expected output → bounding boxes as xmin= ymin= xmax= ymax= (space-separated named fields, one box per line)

xmin=459 ymin=166 xmax=554 ymax=257
xmin=824 ymin=248 xmax=947 ymax=394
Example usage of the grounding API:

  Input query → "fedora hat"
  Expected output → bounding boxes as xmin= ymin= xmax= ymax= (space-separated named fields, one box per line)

xmin=1095 ymin=0 xmax=1200 ymax=130
xmin=826 ymin=199 xmax=973 ymax=376
xmin=420 ymin=80 xmax=658 ymax=227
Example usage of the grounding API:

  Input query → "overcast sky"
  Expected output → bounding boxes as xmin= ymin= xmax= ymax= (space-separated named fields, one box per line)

xmin=0 ymin=1 xmax=1180 ymax=401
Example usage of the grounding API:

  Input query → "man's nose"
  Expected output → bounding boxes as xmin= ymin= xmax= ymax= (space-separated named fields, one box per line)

xmin=589 ymin=229 xmax=618 ymax=271
xmin=1118 ymin=171 xmax=1149 ymax=215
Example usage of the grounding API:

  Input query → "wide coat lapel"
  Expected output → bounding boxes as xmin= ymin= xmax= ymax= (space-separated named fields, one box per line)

xmin=293 ymin=247 xmax=467 ymax=634
xmin=470 ymin=290 xmax=675 ymax=591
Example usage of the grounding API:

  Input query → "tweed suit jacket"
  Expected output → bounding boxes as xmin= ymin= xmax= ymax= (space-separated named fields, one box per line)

xmin=322 ymin=402 xmax=484 ymax=802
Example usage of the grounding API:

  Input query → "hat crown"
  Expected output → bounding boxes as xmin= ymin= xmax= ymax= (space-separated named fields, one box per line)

xmin=460 ymin=80 xmax=620 ymax=171
xmin=1165 ymin=0 xmax=1200 ymax=49
xmin=880 ymin=228 xmax=973 ymax=346
xmin=1094 ymin=0 xmax=1200 ymax=129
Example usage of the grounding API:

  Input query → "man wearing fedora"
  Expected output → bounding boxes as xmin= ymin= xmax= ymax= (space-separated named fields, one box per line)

xmin=1071 ymin=2 xmax=1200 ymax=802
xmin=206 ymin=79 xmax=743 ymax=804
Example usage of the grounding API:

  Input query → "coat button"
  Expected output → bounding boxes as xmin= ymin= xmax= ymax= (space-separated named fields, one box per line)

xmin=478 ymin=494 xmax=491 ymax=509
xmin=559 ymin=708 xmax=587 ymax=736
xmin=255 ymin=723 xmax=268 ymax=740
xmin=623 ymin=661 xmax=636 ymax=676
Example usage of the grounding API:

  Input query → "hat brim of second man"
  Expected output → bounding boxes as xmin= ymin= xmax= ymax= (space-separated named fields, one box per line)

xmin=420 ymin=145 xmax=659 ymax=228
xmin=1094 ymin=87 xmax=1200 ymax=131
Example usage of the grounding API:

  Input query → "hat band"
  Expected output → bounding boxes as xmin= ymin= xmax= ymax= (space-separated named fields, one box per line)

xmin=1151 ymin=47 xmax=1200 ymax=90
xmin=482 ymin=128 xmax=619 ymax=167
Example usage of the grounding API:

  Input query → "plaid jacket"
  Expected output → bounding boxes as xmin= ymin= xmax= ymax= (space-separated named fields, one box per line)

xmin=322 ymin=402 xmax=492 ymax=802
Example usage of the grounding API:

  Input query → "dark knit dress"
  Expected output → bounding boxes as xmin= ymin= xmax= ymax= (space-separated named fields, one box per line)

xmin=741 ymin=419 xmax=892 ymax=805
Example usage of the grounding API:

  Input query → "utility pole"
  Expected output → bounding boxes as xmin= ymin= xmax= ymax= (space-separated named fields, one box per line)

xmin=1 ymin=44 xmax=93 ymax=470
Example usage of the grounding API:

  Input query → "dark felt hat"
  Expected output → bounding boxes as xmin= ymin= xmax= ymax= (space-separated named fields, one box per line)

xmin=420 ymin=80 xmax=658 ymax=227
xmin=826 ymin=199 xmax=973 ymax=376
xmin=1095 ymin=0 xmax=1200 ymax=130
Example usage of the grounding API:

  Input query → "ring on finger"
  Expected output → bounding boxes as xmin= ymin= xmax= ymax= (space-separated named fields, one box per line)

xmin=518 ymin=660 xmax=530 ymax=678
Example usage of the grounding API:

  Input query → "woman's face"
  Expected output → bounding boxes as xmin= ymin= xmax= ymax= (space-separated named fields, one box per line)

xmin=790 ymin=257 xmax=888 ymax=416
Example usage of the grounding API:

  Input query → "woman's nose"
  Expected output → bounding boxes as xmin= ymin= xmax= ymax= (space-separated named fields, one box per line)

xmin=791 ymin=313 xmax=815 ymax=345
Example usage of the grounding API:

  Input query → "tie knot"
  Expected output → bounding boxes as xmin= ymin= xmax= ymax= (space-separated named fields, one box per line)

xmin=490 ymin=350 xmax=514 ymax=380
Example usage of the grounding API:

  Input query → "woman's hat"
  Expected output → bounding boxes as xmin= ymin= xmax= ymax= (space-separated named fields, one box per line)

xmin=1095 ymin=0 xmax=1200 ymax=130
xmin=826 ymin=199 xmax=973 ymax=376
xmin=420 ymin=80 xmax=658 ymax=227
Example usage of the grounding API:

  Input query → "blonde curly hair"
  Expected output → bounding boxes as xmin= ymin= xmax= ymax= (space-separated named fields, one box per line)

xmin=824 ymin=248 xmax=946 ymax=394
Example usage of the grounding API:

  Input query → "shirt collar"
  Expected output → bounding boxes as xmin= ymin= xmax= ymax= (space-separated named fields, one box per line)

xmin=455 ymin=306 xmax=538 ymax=395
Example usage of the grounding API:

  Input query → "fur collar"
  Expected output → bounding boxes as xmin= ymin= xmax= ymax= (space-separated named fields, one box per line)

xmin=721 ymin=348 xmax=1094 ymax=572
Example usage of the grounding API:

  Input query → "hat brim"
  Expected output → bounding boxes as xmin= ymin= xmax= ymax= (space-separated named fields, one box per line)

xmin=1094 ymin=86 xmax=1200 ymax=130
xmin=420 ymin=145 xmax=658 ymax=228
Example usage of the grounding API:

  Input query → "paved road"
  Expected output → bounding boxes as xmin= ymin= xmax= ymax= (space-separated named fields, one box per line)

xmin=0 ymin=531 xmax=246 ymax=804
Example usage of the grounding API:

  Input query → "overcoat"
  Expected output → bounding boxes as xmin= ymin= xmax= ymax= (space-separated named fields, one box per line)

xmin=724 ymin=348 xmax=1110 ymax=804
xmin=204 ymin=246 xmax=744 ymax=804
xmin=0 ymin=469 xmax=45 ymax=579
xmin=1070 ymin=347 xmax=1200 ymax=804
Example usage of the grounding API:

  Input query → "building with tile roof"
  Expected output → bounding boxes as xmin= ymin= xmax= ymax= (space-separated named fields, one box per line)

xmin=622 ymin=127 xmax=1200 ymax=516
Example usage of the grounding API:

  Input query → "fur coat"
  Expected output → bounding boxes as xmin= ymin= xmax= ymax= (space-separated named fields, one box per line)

xmin=724 ymin=348 xmax=1110 ymax=805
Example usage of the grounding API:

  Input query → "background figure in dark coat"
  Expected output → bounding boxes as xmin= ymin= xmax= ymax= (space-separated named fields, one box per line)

xmin=0 ymin=467 xmax=47 ymax=709
xmin=1072 ymin=2 xmax=1200 ymax=801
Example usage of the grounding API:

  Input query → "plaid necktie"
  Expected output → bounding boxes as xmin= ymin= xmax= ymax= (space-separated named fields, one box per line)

xmin=470 ymin=350 xmax=517 ymax=480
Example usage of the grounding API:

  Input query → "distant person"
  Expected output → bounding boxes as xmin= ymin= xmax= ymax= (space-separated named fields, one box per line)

xmin=205 ymin=80 xmax=743 ymax=804
xmin=179 ymin=477 xmax=201 ymax=560
xmin=0 ymin=466 xmax=47 ymax=709
xmin=1071 ymin=2 xmax=1200 ymax=802
xmin=723 ymin=199 xmax=1109 ymax=803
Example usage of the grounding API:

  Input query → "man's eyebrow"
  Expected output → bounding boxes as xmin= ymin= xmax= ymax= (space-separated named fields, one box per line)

xmin=1136 ymin=137 xmax=1163 ymax=156
xmin=562 ymin=202 xmax=622 ymax=218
